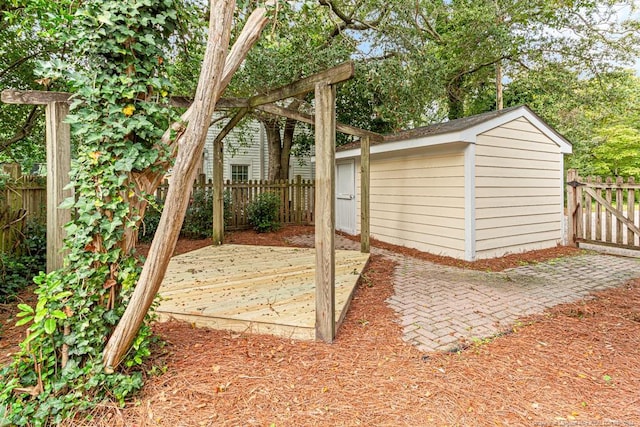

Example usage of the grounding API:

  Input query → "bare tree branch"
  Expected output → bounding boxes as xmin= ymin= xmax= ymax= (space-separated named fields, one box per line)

xmin=0 ymin=105 xmax=41 ymax=151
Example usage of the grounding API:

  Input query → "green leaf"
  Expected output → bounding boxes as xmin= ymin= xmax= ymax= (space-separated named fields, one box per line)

xmin=15 ymin=315 xmax=34 ymax=326
xmin=23 ymin=328 xmax=43 ymax=345
xmin=58 ymin=196 xmax=76 ymax=210
xmin=17 ymin=303 xmax=34 ymax=314
xmin=51 ymin=310 xmax=67 ymax=320
xmin=34 ymin=309 xmax=47 ymax=324
xmin=44 ymin=318 xmax=57 ymax=334
xmin=53 ymin=291 xmax=73 ymax=300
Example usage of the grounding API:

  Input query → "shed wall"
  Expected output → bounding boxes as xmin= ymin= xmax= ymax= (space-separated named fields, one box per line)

xmin=355 ymin=144 xmax=467 ymax=258
xmin=474 ymin=117 xmax=563 ymax=258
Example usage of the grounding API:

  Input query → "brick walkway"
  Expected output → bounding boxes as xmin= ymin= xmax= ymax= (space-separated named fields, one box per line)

xmin=288 ymin=234 xmax=640 ymax=353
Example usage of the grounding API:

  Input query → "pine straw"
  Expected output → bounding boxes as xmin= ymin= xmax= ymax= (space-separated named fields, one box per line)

xmin=69 ymin=256 xmax=639 ymax=427
xmin=2 ymin=229 xmax=637 ymax=426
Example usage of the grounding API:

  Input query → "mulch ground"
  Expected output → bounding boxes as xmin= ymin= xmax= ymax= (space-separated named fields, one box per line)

xmin=1 ymin=227 xmax=639 ymax=426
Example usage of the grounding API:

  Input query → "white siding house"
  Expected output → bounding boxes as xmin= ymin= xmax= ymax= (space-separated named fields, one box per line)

xmin=335 ymin=105 xmax=572 ymax=261
xmin=202 ymin=118 xmax=314 ymax=182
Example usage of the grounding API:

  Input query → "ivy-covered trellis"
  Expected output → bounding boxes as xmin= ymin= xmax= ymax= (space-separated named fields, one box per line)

xmin=1 ymin=0 xmax=194 ymax=424
xmin=1 ymin=0 xmax=361 ymax=423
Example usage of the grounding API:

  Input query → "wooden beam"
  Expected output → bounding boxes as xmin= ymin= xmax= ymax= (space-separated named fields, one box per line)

xmin=212 ymin=108 xmax=248 ymax=245
xmin=2 ymin=89 xmax=71 ymax=105
xmin=566 ymin=169 xmax=577 ymax=247
xmin=249 ymin=62 xmax=354 ymax=108
xmin=314 ymin=81 xmax=336 ymax=343
xmin=256 ymin=103 xmax=383 ymax=142
xmin=172 ymin=96 xmax=248 ymax=109
xmin=360 ymin=136 xmax=370 ymax=254
xmin=1 ymin=89 xmax=247 ymax=110
xmin=45 ymin=102 xmax=72 ymax=272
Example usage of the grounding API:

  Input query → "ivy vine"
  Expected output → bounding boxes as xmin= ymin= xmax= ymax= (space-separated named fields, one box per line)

xmin=0 ymin=0 xmax=179 ymax=425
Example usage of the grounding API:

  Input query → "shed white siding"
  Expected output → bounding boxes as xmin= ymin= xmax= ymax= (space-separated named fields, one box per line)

xmin=474 ymin=117 xmax=563 ymax=258
xmin=355 ymin=143 xmax=467 ymax=258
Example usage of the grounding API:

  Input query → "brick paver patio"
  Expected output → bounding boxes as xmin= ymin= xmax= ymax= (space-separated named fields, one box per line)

xmin=288 ymin=234 xmax=640 ymax=353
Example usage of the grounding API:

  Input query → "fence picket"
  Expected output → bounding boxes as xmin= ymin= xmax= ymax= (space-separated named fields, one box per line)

xmin=605 ymin=177 xmax=613 ymax=243
xmin=584 ymin=176 xmax=592 ymax=240
xmin=615 ymin=176 xmax=623 ymax=245
xmin=628 ymin=177 xmax=636 ymax=246
xmin=163 ymin=177 xmax=316 ymax=230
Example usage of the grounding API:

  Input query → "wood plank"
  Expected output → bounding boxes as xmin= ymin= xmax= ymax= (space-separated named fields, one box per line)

xmin=212 ymin=110 xmax=248 ymax=244
xmin=616 ymin=177 xmax=623 ymax=245
xmin=584 ymin=176 xmax=593 ymax=240
xmin=566 ymin=169 xmax=577 ymax=246
xmin=1 ymin=88 xmax=247 ymax=109
xmin=256 ymin=102 xmax=383 ymax=142
xmin=314 ymin=81 xmax=336 ymax=342
xmin=249 ymin=62 xmax=353 ymax=108
xmin=45 ymin=102 xmax=72 ymax=272
xmin=155 ymin=245 xmax=369 ymax=341
xmin=576 ymin=173 xmax=584 ymax=241
xmin=628 ymin=178 xmax=636 ymax=246
xmin=360 ymin=136 xmax=370 ymax=253
xmin=595 ymin=176 xmax=602 ymax=240
xmin=605 ymin=178 xmax=613 ymax=242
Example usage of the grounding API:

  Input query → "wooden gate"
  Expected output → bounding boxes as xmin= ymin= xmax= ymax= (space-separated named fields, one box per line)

xmin=567 ymin=169 xmax=640 ymax=250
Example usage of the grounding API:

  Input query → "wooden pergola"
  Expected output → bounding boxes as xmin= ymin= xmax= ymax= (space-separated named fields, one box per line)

xmin=0 ymin=61 xmax=382 ymax=341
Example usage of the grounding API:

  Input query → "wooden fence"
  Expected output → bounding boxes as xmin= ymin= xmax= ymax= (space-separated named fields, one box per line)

xmin=156 ymin=176 xmax=315 ymax=230
xmin=1 ymin=167 xmax=47 ymax=253
xmin=567 ymin=169 xmax=640 ymax=250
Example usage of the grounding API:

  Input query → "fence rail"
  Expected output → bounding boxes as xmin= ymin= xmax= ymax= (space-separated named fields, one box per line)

xmin=156 ymin=176 xmax=315 ymax=230
xmin=567 ymin=169 xmax=640 ymax=250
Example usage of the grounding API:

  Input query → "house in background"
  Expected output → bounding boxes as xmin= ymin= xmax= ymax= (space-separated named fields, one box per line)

xmin=201 ymin=118 xmax=314 ymax=182
xmin=334 ymin=105 xmax=572 ymax=261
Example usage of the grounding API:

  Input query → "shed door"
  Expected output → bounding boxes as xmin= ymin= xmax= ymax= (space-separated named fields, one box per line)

xmin=336 ymin=160 xmax=356 ymax=235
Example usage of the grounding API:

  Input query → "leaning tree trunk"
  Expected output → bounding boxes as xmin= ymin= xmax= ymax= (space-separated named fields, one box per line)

xmin=102 ymin=0 xmax=270 ymax=371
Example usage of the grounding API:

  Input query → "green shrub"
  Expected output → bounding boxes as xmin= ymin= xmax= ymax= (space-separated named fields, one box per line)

xmin=138 ymin=189 xmax=232 ymax=242
xmin=247 ymin=192 xmax=281 ymax=233
xmin=182 ymin=188 xmax=213 ymax=239
xmin=138 ymin=202 xmax=162 ymax=243
xmin=0 ymin=221 xmax=46 ymax=303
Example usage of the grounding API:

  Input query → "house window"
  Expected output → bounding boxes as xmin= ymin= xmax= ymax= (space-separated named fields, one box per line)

xmin=231 ymin=164 xmax=249 ymax=182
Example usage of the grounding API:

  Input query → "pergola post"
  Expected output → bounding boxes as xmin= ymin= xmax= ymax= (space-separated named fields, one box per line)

xmin=314 ymin=81 xmax=336 ymax=342
xmin=211 ymin=108 xmax=248 ymax=245
xmin=212 ymin=138 xmax=225 ymax=245
xmin=45 ymin=101 xmax=72 ymax=272
xmin=360 ymin=136 xmax=370 ymax=253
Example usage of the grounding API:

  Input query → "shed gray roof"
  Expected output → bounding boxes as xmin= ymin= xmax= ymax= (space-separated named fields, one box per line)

xmin=335 ymin=105 xmax=572 ymax=157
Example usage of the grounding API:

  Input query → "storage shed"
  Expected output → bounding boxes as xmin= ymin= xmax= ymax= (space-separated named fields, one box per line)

xmin=334 ymin=105 xmax=572 ymax=261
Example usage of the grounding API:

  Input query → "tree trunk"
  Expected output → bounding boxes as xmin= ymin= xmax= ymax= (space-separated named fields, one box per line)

xmin=103 ymin=0 xmax=270 ymax=371
xmin=280 ymin=117 xmax=296 ymax=180
xmin=496 ymin=61 xmax=503 ymax=110
xmin=447 ymin=75 xmax=464 ymax=120
xmin=264 ymin=118 xmax=282 ymax=181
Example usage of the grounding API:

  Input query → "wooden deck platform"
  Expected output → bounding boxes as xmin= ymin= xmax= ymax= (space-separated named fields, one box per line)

xmin=156 ymin=245 xmax=370 ymax=340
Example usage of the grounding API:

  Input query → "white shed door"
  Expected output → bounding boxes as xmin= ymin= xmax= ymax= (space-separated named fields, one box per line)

xmin=336 ymin=160 xmax=356 ymax=235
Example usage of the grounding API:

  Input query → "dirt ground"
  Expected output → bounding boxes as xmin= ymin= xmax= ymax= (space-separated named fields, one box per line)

xmin=1 ymin=227 xmax=639 ymax=426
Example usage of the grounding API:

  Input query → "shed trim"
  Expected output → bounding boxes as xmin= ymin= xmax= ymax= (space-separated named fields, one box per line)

xmin=464 ymin=144 xmax=476 ymax=261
